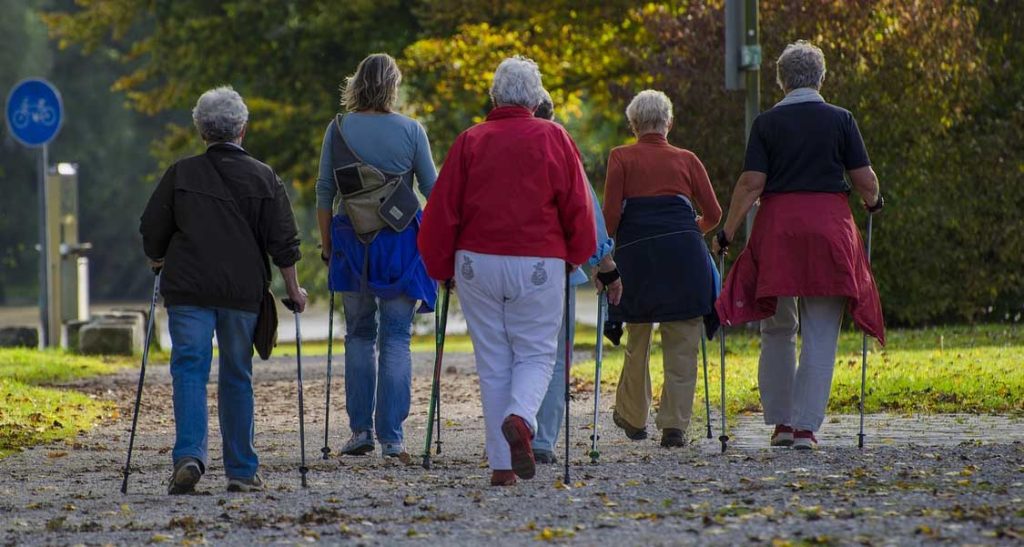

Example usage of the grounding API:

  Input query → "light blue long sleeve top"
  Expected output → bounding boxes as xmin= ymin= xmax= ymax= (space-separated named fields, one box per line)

xmin=316 ymin=112 xmax=437 ymax=210
xmin=573 ymin=174 xmax=615 ymax=285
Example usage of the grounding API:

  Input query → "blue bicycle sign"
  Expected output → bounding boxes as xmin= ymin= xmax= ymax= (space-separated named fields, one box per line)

xmin=5 ymin=78 xmax=63 ymax=147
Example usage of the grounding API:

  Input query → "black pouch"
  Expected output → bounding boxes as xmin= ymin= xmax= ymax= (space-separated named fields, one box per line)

xmin=378 ymin=180 xmax=419 ymax=232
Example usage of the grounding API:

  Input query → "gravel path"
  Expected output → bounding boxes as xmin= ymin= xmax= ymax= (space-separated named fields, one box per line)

xmin=1 ymin=352 xmax=1022 ymax=546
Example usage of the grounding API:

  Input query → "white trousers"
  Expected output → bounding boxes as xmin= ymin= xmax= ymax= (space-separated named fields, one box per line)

xmin=759 ymin=296 xmax=847 ymax=432
xmin=455 ymin=250 xmax=565 ymax=470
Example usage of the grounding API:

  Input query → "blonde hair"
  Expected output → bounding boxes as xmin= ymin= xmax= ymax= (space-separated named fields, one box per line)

xmin=626 ymin=89 xmax=673 ymax=135
xmin=342 ymin=53 xmax=401 ymax=112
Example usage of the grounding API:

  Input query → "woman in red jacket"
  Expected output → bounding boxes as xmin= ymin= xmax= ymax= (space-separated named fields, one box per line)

xmin=418 ymin=56 xmax=596 ymax=486
xmin=713 ymin=41 xmax=885 ymax=450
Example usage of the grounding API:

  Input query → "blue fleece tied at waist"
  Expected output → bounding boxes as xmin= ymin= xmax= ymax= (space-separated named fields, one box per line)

xmin=609 ymin=195 xmax=720 ymax=337
xmin=328 ymin=213 xmax=438 ymax=313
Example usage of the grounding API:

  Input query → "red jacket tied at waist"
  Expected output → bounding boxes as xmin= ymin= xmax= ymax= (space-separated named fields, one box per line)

xmin=418 ymin=106 xmax=596 ymax=281
xmin=715 ymin=192 xmax=885 ymax=345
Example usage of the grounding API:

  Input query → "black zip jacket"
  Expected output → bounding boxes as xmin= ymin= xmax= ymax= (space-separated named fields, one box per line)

xmin=140 ymin=144 xmax=301 ymax=312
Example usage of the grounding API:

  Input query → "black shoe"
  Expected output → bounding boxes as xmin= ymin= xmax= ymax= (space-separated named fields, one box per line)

xmin=604 ymin=321 xmax=624 ymax=346
xmin=533 ymin=449 xmax=558 ymax=464
xmin=612 ymin=411 xmax=648 ymax=440
xmin=167 ymin=457 xmax=202 ymax=495
xmin=660 ymin=428 xmax=685 ymax=448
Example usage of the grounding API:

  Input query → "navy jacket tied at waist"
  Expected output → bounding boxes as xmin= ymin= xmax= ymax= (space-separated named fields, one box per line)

xmin=609 ymin=195 xmax=720 ymax=336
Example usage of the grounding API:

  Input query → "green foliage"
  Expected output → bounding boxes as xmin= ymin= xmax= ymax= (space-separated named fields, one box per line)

xmin=571 ymin=324 xmax=1024 ymax=418
xmin=32 ymin=0 xmax=1024 ymax=321
xmin=402 ymin=0 xmax=1024 ymax=325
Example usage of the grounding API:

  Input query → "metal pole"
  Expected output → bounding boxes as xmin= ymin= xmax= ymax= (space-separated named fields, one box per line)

xmin=717 ymin=253 xmax=730 ymax=454
xmin=589 ymin=293 xmax=606 ymax=463
xmin=37 ymin=144 xmax=49 ymax=347
xmin=322 ymin=291 xmax=335 ymax=459
xmin=857 ymin=214 xmax=874 ymax=449
xmin=701 ymin=323 xmax=712 ymax=439
xmin=743 ymin=0 xmax=761 ymax=241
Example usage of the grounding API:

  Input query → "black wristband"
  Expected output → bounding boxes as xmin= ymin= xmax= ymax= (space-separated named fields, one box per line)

xmin=596 ymin=269 xmax=620 ymax=285
xmin=866 ymin=194 xmax=884 ymax=213
xmin=716 ymin=230 xmax=731 ymax=249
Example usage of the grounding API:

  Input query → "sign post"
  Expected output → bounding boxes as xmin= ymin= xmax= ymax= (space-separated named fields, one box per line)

xmin=5 ymin=78 xmax=64 ymax=347
xmin=724 ymin=0 xmax=761 ymax=239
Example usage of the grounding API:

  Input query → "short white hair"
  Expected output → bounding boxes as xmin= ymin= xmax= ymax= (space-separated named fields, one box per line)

xmin=489 ymin=56 xmax=545 ymax=110
xmin=192 ymin=86 xmax=248 ymax=142
xmin=626 ymin=89 xmax=673 ymax=135
xmin=776 ymin=40 xmax=827 ymax=91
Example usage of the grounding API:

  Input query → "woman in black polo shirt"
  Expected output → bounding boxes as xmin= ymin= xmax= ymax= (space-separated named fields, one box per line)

xmin=712 ymin=41 xmax=885 ymax=450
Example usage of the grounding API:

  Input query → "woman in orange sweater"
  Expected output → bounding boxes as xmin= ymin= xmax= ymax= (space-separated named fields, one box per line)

xmin=603 ymin=90 xmax=722 ymax=447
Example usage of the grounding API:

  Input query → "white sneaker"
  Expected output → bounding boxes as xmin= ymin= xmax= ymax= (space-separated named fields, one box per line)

xmin=341 ymin=430 xmax=374 ymax=455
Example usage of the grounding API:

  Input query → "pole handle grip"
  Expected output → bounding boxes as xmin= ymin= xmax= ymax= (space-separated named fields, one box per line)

xmin=282 ymin=298 xmax=299 ymax=313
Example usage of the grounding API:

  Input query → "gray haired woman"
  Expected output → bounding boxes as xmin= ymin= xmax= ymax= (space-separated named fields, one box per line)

xmin=713 ymin=41 xmax=885 ymax=450
xmin=419 ymin=56 xmax=596 ymax=486
xmin=602 ymin=90 xmax=722 ymax=448
xmin=141 ymin=86 xmax=306 ymax=494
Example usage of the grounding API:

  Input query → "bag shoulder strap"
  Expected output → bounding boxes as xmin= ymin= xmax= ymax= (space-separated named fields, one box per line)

xmin=331 ymin=114 xmax=363 ymax=167
xmin=332 ymin=114 xmax=414 ymax=185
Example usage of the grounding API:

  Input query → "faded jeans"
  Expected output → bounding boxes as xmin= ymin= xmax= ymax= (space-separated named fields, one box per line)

xmin=533 ymin=285 xmax=576 ymax=453
xmin=168 ymin=305 xmax=259 ymax=480
xmin=342 ymin=292 xmax=417 ymax=444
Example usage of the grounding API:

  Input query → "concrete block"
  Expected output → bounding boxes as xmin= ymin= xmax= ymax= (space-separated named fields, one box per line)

xmin=66 ymin=320 xmax=90 ymax=352
xmin=0 ymin=326 xmax=39 ymax=348
xmin=79 ymin=322 xmax=142 ymax=356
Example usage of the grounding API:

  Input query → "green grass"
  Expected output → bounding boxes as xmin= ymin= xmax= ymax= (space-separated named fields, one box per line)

xmin=291 ymin=323 xmax=1024 ymax=416
xmin=0 ymin=349 xmax=131 ymax=458
xmin=570 ymin=324 xmax=1024 ymax=417
xmin=280 ymin=332 xmax=476 ymax=357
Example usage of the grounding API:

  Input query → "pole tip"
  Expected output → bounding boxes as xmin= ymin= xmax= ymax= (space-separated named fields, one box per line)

xmin=421 ymin=456 xmax=431 ymax=470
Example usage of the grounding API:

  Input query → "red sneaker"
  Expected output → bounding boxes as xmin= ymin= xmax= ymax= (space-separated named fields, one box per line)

xmin=501 ymin=415 xmax=536 ymax=480
xmin=490 ymin=470 xmax=517 ymax=486
xmin=771 ymin=425 xmax=794 ymax=447
xmin=793 ymin=429 xmax=818 ymax=450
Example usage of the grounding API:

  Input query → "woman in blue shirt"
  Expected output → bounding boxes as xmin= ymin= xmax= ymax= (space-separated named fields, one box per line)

xmin=316 ymin=53 xmax=438 ymax=458
xmin=531 ymin=91 xmax=621 ymax=464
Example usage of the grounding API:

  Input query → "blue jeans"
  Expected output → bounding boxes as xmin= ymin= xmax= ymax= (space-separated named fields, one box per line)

xmin=342 ymin=292 xmax=416 ymax=443
xmin=533 ymin=285 xmax=577 ymax=453
xmin=168 ymin=306 xmax=259 ymax=480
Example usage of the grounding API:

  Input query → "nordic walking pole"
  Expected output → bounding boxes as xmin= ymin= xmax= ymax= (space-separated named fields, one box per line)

xmin=283 ymin=298 xmax=309 ymax=488
xmin=422 ymin=281 xmax=451 ymax=469
xmin=717 ymin=253 xmax=730 ymax=454
xmin=858 ymin=214 xmax=874 ymax=449
xmin=322 ymin=291 xmax=335 ymax=460
xmin=563 ymin=272 xmax=572 ymax=484
xmin=120 ymin=269 xmax=161 ymax=494
xmin=701 ymin=323 xmax=712 ymax=439
xmin=589 ymin=292 xmax=606 ymax=464
xmin=434 ymin=283 xmax=451 ymax=457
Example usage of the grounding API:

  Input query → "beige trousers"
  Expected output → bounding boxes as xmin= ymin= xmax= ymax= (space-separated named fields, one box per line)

xmin=613 ymin=318 xmax=701 ymax=431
